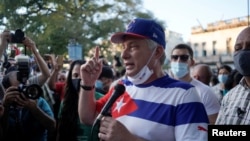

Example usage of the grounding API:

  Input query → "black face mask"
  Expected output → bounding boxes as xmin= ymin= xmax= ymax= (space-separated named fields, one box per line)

xmin=234 ymin=50 xmax=250 ymax=76
xmin=71 ymin=79 xmax=81 ymax=92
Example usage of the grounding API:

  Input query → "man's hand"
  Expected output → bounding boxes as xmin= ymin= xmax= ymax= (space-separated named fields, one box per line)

xmin=2 ymin=86 xmax=23 ymax=107
xmin=0 ymin=30 xmax=11 ymax=44
xmin=80 ymin=46 xmax=103 ymax=86
xmin=0 ymin=30 xmax=11 ymax=52
xmin=2 ymin=86 xmax=37 ymax=109
xmin=98 ymin=116 xmax=145 ymax=141
xmin=14 ymin=93 xmax=38 ymax=110
xmin=22 ymin=37 xmax=37 ymax=52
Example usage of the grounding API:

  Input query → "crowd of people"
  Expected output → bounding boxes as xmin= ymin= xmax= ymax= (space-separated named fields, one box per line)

xmin=0 ymin=17 xmax=249 ymax=141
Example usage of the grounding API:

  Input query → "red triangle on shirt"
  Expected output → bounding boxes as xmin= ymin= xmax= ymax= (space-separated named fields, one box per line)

xmin=112 ymin=91 xmax=138 ymax=118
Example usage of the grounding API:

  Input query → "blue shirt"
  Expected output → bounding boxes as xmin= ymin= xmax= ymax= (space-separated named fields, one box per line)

xmin=5 ymin=97 xmax=54 ymax=141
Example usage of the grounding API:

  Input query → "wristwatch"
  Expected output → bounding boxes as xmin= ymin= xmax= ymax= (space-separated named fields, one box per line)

xmin=80 ymin=80 xmax=95 ymax=91
xmin=80 ymin=85 xmax=95 ymax=91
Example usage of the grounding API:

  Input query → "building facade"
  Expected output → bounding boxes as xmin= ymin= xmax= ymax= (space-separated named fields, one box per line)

xmin=188 ymin=16 xmax=248 ymax=69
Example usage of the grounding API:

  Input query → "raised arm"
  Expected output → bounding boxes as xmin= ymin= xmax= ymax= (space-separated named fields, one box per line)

xmin=78 ymin=47 xmax=103 ymax=124
xmin=0 ymin=31 xmax=11 ymax=60
xmin=47 ymin=55 xmax=62 ymax=90
xmin=23 ymin=37 xmax=50 ymax=85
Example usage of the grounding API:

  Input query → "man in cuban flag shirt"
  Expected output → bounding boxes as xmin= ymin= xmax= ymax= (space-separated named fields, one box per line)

xmin=78 ymin=18 xmax=208 ymax=141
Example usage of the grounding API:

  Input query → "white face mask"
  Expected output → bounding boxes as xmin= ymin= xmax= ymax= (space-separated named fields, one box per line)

xmin=127 ymin=65 xmax=153 ymax=85
xmin=127 ymin=48 xmax=156 ymax=85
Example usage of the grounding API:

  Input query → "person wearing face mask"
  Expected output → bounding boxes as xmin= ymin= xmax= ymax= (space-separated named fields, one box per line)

xmin=211 ymin=65 xmax=232 ymax=103
xmin=95 ymin=66 xmax=114 ymax=95
xmin=55 ymin=60 xmax=103 ymax=141
xmin=215 ymin=27 xmax=250 ymax=125
xmin=78 ymin=18 xmax=209 ymax=141
xmin=170 ymin=44 xmax=220 ymax=125
xmin=224 ymin=69 xmax=243 ymax=94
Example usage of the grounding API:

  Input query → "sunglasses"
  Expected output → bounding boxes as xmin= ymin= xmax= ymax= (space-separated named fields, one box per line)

xmin=171 ymin=55 xmax=190 ymax=62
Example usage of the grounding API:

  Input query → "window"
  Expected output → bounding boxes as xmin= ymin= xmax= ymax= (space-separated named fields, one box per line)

xmin=202 ymin=42 xmax=206 ymax=56
xmin=193 ymin=43 xmax=198 ymax=57
xmin=212 ymin=41 xmax=216 ymax=55
xmin=226 ymin=38 xmax=232 ymax=55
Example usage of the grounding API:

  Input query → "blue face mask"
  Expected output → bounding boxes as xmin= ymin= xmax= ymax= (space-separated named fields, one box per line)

xmin=170 ymin=62 xmax=189 ymax=78
xmin=218 ymin=74 xmax=228 ymax=84
xmin=95 ymin=80 xmax=103 ymax=89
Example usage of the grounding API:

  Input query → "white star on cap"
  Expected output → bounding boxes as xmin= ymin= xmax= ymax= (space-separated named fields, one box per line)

xmin=114 ymin=96 xmax=126 ymax=113
xmin=153 ymin=33 xmax=158 ymax=38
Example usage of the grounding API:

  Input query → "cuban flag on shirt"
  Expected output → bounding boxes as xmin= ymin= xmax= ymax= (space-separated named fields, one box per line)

xmin=96 ymin=75 xmax=208 ymax=141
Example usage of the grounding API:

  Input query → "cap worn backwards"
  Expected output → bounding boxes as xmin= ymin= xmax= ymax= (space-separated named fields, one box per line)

xmin=110 ymin=18 xmax=166 ymax=48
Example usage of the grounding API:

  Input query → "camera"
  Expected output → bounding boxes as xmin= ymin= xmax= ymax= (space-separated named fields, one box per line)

xmin=15 ymin=55 xmax=42 ymax=99
xmin=10 ymin=29 xmax=25 ymax=43
xmin=18 ymin=83 xmax=43 ymax=100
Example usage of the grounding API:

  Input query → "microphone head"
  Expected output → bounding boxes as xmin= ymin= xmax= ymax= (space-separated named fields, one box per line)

xmin=114 ymin=84 xmax=125 ymax=96
xmin=99 ymin=84 xmax=125 ymax=116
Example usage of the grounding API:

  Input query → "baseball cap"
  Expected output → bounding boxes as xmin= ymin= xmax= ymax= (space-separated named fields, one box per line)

xmin=111 ymin=18 xmax=166 ymax=48
xmin=99 ymin=66 xmax=114 ymax=79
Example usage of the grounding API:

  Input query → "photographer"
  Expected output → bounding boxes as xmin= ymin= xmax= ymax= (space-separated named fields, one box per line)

xmin=1 ymin=70 xmax=56 ymax=141
xmin=0 ymin=30 xmax=56 ymax=141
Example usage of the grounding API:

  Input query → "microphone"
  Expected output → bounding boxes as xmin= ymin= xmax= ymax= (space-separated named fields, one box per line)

xmin=90 ymin=84 xmax=125 ymax=141
xmin=97 ymin=83 xmax=125 ymax=119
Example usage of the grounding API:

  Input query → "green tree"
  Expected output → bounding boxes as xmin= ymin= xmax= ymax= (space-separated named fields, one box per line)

xmin=0 ymin=0 xmax=165 ymax=62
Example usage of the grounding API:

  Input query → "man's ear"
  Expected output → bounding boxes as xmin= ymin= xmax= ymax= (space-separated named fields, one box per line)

xmin=155 ymin=46 xmax=164 ymax=58
xmin=193 ymin=75 xmax=199 ymax=80
xmin=190 ymin=59 xmax=195 ymax=66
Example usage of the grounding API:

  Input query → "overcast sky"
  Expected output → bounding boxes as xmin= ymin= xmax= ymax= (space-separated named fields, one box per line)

xmin=143 ymin=0 xmax=248 ymax=41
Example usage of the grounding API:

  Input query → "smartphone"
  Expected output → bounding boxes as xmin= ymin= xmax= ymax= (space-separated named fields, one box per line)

xmin=57 ymin=55 xmax=64 ymax=65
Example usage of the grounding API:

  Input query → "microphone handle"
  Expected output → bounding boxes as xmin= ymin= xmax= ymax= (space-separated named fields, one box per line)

xmin=89 ymin=84 xmax=125 ymax=141
xmin=90 ymin=118 xmax=101 ymax=141
xmin=90 ymin=114 xmax=111 ymax=141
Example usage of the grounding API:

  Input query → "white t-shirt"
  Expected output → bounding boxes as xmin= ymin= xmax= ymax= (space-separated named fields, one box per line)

xmin=191 ymin=78 xmax=220 ymax=115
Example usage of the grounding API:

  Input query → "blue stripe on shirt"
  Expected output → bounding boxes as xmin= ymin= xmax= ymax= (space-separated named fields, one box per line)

xmin=128 ymin=99 xmax=208 ymax=126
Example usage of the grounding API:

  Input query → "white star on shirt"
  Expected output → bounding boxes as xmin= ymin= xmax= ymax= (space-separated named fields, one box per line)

xmin=114 ymin=96 xmax=126 ymax=113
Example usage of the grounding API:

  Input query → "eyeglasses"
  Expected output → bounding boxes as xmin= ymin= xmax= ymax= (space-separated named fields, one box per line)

xmin=171 ymin=55 xmax=190 ymax=62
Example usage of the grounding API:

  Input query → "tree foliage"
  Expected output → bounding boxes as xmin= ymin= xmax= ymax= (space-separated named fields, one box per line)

xmin=0 ymin=0 xmax=163 ymax=61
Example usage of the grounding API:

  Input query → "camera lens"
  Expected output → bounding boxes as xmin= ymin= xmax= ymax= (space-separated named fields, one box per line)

xmin=24 ymin=84 xmax=43 ymax=99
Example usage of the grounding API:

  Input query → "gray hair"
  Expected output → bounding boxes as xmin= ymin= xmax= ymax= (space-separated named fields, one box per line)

xmin=145 ymin=39 xmax=166 ymax=65
xmin=146 ymin=39 xmax=158 ymax=50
